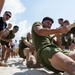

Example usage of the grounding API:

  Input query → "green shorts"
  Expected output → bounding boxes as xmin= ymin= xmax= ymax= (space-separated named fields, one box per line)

xmin=37 ymin=45 xmax=70 ymax=73
xmin=18 ymin=48 xmax=26 ymax=59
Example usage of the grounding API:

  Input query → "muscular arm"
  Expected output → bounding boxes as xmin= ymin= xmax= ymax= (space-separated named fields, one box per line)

xmin=23 ymin=39 xmax=32 ymax=48
xmin=0 ymin=0 xmax=5 ymax=14
xmin=33 ymin=25 xmax=69 ymax=36
xmin=23 ymin=39 xmax=35 ymax=52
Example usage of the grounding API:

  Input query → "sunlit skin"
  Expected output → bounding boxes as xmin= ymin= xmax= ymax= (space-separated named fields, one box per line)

xmin=0 ymin=0 xmax=5 ymax=14
xmin=2 ymin=13 xmax=11 ymax=22
xmin=42 ymin=20 xmax=52 ymax=29
xmin=7 ymin=23 xmax=12 ymax=30
xmin=32 ymin=17 xmax=75 ymax=75
xmin=1 ymin=26 xmax=19 ymax=63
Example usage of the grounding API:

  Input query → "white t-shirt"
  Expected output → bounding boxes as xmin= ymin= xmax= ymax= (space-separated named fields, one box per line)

xmin=13 ymin=42 xmax=19 ymax=49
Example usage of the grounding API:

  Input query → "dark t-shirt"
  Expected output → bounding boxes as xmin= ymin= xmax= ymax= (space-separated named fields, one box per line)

xmin=0 ymin=17 xmax=7 ymax=31
xmin=32 ymin=22 xmax=53 ymax=52
xmin=19 ymin=37 xmax=28 ymax=50
xmin=61 ymin=34 xmax=72 ymax=46
xmin=67 ymin=27 xmax=75 ymax=35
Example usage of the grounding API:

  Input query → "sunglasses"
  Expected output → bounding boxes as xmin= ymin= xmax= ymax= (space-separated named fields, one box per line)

xmin=14 ymin=27 xmax=19 ymax=31
xmin=6 ymin=14 xmax=11 ymax=18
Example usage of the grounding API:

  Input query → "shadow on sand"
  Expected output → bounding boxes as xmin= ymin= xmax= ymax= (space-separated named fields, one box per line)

xmin=13 ymin=68 xmax=62 ymax=75
xmin=8 ymin=58 xmax=63 ymax=75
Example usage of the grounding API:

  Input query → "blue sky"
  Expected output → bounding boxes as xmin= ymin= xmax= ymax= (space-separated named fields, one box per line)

xmin=1 ymin=0 xmax=75 ymax=42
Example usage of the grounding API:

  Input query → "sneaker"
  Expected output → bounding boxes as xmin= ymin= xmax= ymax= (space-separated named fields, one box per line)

xmin=0 ymin=61 xmax=7 ymax=67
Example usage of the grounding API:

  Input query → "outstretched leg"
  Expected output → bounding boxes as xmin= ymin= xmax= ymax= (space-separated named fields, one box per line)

xmin=49 ymin=52 xmax=75 ymax=75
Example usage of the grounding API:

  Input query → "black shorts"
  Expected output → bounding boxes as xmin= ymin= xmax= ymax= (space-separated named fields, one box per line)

xmin=1 ymin=40 xmax=9 ymax=48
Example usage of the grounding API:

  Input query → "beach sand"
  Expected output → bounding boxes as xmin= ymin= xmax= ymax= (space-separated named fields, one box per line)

xmin=0 ymin=56 xmax=68 ymax=75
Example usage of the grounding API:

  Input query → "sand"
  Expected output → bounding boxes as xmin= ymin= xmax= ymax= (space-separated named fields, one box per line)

xmin=0 ymin=56 xmax=68 ymax=75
